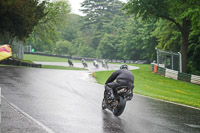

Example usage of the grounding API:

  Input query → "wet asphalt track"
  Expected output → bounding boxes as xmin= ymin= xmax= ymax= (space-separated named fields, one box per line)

xmin=1 ymin=64 xmax=200 ymax=133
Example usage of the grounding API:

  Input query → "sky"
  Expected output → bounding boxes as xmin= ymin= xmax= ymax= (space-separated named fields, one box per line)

xmin=68 ymin=0 xmax=127 ymax=16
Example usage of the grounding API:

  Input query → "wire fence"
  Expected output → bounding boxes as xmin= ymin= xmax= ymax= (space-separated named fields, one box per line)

xmin=156 ymin=48 xmax=181 ymax=72
xmin=12 ymin=41 xmax=24 ymax=59
xmin=24 ymin=45 xmax=32 ymax=53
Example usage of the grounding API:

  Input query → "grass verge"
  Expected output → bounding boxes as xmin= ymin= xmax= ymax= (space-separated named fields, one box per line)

xmin=93 ymin=64 xmax=200 ymax=108
xmin=24 ymin=54 xmax=81 ymax=62
xmin=42 ymin=65 xmax=86 ymax=70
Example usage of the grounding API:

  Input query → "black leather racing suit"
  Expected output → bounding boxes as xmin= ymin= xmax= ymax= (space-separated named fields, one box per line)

xmin=68 ymin=59 xmax=73 ymax=66
xmin=105 ymin=69 xmax=134 ymax=98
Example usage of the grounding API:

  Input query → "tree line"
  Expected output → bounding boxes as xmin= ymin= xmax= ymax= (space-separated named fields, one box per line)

xmin=0 ymin=0 xmax=46 ymax=44
xmin=0 ymin=0 xmax=199 ymax=75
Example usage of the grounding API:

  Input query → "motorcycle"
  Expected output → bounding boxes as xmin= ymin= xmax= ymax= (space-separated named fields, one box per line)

xmin=82 ymin=61 xmax=88 ymax=68
xmin=102 ymin=60 xmax=108 ymax=69
xmin=102 ymin=86 xmax=133 ymax=116
xmin=68 ymin=59 xmax=73 ymax=67
xmin=93 ymin=62 xmax=99 ymax=68
xmin=102 ymin=63 xmax=109 ymax=69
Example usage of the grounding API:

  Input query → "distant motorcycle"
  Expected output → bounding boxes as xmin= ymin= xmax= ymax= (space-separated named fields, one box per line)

xmin=102 ymin=86 xmax=133 ymax=116
xmin=82 ymin=62 xmax=88 ymax=68
xmin=94 ymin=63 xmax=99 ymax=68
xmin=68 ymin=59 xmax=73 ymax=67
xmin=102 ymin=60 xmax=108 ymax=69
xmin=102 ymin=63 xmax=109 ymax=69
xmin=93 ymin=60 xmax=99 ymax=68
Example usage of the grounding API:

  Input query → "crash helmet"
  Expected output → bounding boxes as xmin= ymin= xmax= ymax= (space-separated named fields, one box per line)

xmin=120 ymin=64 xmax=128 ymax=69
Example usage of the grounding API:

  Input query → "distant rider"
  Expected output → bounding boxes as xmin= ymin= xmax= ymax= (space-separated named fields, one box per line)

xmin=102 ymin=59 xmax=108 ymax=69
xmin=68 ymin=58 xmax=73 ymax=66
xmin=102 ymin=59 xmax=107 ymax=67
xmin=93 ymin=60 xmax=98 ymax=67
xmin=104 ymin=64 xmax=134 ymax=100
xmin=82 ymin=58 xmax=87 ymax=67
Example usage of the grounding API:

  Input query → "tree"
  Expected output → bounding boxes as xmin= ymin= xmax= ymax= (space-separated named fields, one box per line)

xmin=120 ymin=18 xmax=157 ymax=62
xmin=26 ymin=0 xmax=70 ymax=52
xmin=97 ymin=33 xmax=119 ymax=59
xmin=187 ymin=32 xmax=200 ymax=75
xmin=61 ymin=14 xmax=82 ymax=42
xmin=53 ymin=40 xmax=73 ymax=55
xmin=123 ymin=0 xmax=200 ymax=72
xmin=152 ymin=19 xmax=181 ymax=52
xmin=81 ymin=0 xmax=123 ymax=28
xmin=77 ymin=43 xmax=96 ymax=58
xmin=80 ymin=0 xmax=124 ymax=48
xmin=0 ymin=0 xmax=46 ymax=44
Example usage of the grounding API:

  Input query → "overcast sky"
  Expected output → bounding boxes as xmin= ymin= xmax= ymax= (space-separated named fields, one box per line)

xmin=68 ymin=0 xmax=127 ymax=16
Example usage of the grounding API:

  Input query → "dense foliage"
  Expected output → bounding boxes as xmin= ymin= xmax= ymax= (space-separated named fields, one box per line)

xmin=0 ymin=0 xmax=46 ymax=44
xmin=123 ymin=0 xmax=200 ymax=73
xmin=2 ymin=0 xmax=198 ymax=75
xmin=25 ymin=0 xmax=70 ymax=53
xmin=25 ymin=0 xmax=158 ymax=62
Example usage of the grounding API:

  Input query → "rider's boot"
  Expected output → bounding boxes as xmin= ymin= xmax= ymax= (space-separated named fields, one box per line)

xmin=105 ymin=85 xmax=114 ymax=100
xmin=127 ymin=93 xmax=133 ymax=100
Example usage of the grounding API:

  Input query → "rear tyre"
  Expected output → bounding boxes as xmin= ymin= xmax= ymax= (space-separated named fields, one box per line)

xmin=113 ymin=96 xmax=126 ymax=116
xmin=102 ymin=98 xmax=107 ymax=110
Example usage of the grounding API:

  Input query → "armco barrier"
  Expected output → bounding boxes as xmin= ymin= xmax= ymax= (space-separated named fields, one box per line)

xmin=178 ymin=72 xmax=191 ymax=82
xmin=165 ymin=69 xmax=178 ymax=80
xmin=151 ymin=64 xmax=155 ymax=72
xmin=151 ymin=64 xmax=199 ymax=85
xmin=191 ymin=75 xmax=200 ymax=85
xmin=0 ymin=58 xmax=41 ymax=68
xmin=157 ymin=66 xmax=165 ymax=76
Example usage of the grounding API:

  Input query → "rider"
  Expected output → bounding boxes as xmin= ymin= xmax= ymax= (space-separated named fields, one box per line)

xmin=82 ymin=58 xmax=87 ymax=67
xmin=68 ymin=58 xmax=73 ymax=66
xmin=104 ymin=64 xmax=134 ymax=100
xmin=93 ymin=60 xmax=98 ymax=66
xmin=82 ymin=58 xmax=86 ymax=64
xmin=102 ymin=59 xmax=107 ymax=67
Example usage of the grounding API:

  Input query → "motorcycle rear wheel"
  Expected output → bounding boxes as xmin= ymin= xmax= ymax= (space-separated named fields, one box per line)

xmin=113 ymin=96 xmax=126 ymax=116
xmin=102 ymin=98 xmax=107 ymax=110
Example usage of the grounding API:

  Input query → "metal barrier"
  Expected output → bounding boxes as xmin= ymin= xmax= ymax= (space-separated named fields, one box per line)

xmin=151 ymin=63 xmax=200 ymax=85
xmin=0 ymin=58 xmax=41 ymax=68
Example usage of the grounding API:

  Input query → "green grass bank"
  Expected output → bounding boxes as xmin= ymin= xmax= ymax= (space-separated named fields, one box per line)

xmin=93 ymin=64 xmax=200 ymax=108
xmin=42 ymin=65 xmax=86 ymax=70
xmin=24 ymin=54 xmax=80 ymax=62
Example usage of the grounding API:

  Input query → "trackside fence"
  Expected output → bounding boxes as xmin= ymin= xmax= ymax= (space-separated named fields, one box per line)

xmin=0 ymin=58 xmax=41 ymax=68
xmin=151 ymin=63 xmax=200 ymax=85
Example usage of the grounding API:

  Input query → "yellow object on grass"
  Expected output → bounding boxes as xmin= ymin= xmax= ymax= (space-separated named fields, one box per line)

xmin=0 ymin=44 xmax=12 ymax=61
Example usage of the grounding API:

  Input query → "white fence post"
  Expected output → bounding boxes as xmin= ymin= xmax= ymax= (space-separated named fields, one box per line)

xmin=178 ymin=52 xmax=182 ymax=73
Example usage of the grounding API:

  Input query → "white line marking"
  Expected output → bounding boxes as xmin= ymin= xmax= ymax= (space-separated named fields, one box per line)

xmin=134 ymin=93 xmax=200 ymax=111
xmin=185 ymin=124 xmax=200 ymax=128
xmin=1 ymin=95 xmax=55 ymax=133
